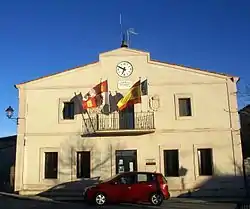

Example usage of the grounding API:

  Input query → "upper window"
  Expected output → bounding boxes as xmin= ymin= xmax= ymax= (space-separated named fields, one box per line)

xmin=178 ymin=98 xmax=192 ymax=117
xmin=63 ymin=102 xmax=75 ymax=120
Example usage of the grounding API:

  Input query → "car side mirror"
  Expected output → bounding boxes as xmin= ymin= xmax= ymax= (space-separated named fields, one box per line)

xmin=110 ymin=181 xmax=118 ymax=185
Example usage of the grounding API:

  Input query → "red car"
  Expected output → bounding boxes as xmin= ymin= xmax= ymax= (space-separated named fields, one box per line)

xmin=83 ymin=171 xmax=170 ymax=206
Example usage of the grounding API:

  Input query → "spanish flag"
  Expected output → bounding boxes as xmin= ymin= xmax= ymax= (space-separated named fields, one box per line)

xmin=117 ymin=80 xmax=142 ymax=111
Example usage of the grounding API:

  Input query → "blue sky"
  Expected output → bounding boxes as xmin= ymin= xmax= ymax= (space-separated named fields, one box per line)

xmin=0 ymin=0 xmax=249 ymax=137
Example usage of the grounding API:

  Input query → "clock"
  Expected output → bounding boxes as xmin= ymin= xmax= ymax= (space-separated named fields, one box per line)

xmin=116 ymin=61 xmax=133 ymax=77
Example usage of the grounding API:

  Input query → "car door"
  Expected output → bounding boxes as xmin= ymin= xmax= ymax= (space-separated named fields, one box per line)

xmin=129 ymin=173 xmax=157 ymax=202
xmin=102 ymin=175 xmax=128 ymax=203
xmin=117 ymin=173 xmax=137 ymax=203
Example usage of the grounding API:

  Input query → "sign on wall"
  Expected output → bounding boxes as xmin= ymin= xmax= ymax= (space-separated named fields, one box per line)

xmin=117 ymin=80 xmax=133 ymax=90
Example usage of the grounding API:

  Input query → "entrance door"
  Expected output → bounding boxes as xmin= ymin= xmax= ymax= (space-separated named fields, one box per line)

xmin=119 ymin=105 xmax=135 ymax=130
xmin=115 ymin=150 xmax=137 ymax=174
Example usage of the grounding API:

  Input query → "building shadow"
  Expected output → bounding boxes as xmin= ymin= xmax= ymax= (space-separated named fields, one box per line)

xmin=0 ymin=135 xmax=16 ymax=193
xmin=177 ymin=175 xmax=247 ymax=200
xmin=37 ymin=177 xmax=100 ymax=201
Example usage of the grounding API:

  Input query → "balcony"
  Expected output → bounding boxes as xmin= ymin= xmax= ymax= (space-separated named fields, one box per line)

xmin=82 ymin=112 xmax=155 ymax=136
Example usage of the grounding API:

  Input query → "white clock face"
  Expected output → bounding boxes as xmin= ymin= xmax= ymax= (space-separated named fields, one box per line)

xmin=116 ymin=61 xmax=133 ymax=77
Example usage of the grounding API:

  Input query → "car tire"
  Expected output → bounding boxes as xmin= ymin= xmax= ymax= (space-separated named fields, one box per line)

xmin=150 ymin=192 xmax=163 ymax=206
xmin=95 ymin=192 xmax=107 ymax=206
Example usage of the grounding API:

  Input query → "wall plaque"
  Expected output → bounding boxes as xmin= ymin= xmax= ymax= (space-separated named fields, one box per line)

xmin=117 ymin=80 xmax=133 ymax=90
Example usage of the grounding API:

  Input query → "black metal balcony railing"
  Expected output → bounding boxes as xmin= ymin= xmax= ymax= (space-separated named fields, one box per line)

xmin=83 ymin=112 xmax=155 ymax=132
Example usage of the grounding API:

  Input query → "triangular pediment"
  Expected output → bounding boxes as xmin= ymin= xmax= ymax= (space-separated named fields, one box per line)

xmin=99 ymin=47 xmax=150 ymax=58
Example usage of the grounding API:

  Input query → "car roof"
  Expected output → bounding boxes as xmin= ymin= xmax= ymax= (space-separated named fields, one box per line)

xmin=119 ymin=171 xmax=162 ymax=175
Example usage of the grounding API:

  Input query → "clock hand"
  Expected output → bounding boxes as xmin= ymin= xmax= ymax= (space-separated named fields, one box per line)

xmin=118 ymin=66 xmax=127 ymax=74
xmin=118 ymin=66 xmax=126 ymax=70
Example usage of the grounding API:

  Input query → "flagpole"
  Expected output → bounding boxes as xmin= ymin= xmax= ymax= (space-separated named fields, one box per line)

xmin=146 ymin=76 xmax=149 ymax=111
xmin=139 ymin=77 xmax=142 ymax=112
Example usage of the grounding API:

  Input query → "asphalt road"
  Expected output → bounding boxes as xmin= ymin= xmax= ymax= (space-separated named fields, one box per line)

xmin=0 ymin=194 xmax=237 ymax=209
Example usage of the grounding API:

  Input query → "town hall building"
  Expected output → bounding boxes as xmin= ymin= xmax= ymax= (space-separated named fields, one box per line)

xmin=13 ymin=44 xmax=244 ymax=197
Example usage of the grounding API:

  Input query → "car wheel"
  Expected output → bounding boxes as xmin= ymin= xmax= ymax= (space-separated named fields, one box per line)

xmin=150 ymin=193 xmax=163 ymax=206
xmin=95 ymin=192 xmax=107 ymax=206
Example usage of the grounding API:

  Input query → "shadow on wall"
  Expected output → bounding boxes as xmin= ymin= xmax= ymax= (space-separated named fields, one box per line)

xmin=38 ymin=177 xmax=101 ymax=199
xmin=68 ymin=92 xmax=124 ymax=116
xmin=37 ymin=138 xmax=122 ymax=199
xmin=178 ymin=175 xmax=247 ymax=198
xmin=177 ymin=163 xmax=246 ymax=198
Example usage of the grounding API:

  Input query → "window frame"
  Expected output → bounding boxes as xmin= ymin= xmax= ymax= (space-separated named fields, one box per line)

xmin=44 ymin=152 xmax=58 ymax=179
xmin=72 ymin=148 xmax=92 ymax=180
xmin=197 ymin=148 xmax=214 ymax=176
xmin=58 ymin=98 xmax=77 ymax=123
xmin=76 ymin=151 xmax=91 ymax=179
xmin=174 ymin=93 xmax=194 ymax=120
xmin=39 ymin=148 xmax=60 ymax=184
xmin=163 ymin=149 xmax=180 ymax=177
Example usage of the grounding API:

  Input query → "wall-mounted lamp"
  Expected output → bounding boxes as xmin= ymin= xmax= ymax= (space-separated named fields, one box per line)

xmin=5 ymin=106 xmax=23 ymax=125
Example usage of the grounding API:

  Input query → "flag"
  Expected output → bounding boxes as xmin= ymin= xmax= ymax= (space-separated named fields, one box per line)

xmin=82 ymin=80 xmax=109 ymax=109
xmin=117 ymin=80 xmax=141 ymax=111
xmin=141 ymin=79 xmax=148 ymax=96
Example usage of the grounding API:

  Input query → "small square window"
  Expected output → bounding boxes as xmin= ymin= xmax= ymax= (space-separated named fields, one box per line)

xmin=178 ymin=98 xmax=192 ymax=117
xmin=63 ymin=102 xmax=75 ymax=120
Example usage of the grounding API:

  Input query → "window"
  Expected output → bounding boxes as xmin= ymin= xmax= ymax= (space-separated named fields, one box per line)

xmin=63 ymin=102 xmax=74 ymax=120
xmin=44 ymin=152 xmax=58 ymax=179
xmin=76 ymin=151 xmax=91 ymax=178
xmin=178 ymin=98 xmax=192 ymax=117
xmin=163 ymin=150 xmax=179 ymax=177
xmin=117 ymin=174 xmax=136 ymax=184
xmin=137 ymin=173 xmax=157 ymax=183
xmin=197 ymin=148 xmax=213 ymax=176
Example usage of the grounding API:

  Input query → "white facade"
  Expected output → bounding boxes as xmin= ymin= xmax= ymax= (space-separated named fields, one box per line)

xmin=14 ymin=47 xmax=244 ymax=197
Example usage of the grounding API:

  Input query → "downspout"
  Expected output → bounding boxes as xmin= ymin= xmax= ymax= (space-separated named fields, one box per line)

xmin=225 ymin=81 xmax=237 ymax=176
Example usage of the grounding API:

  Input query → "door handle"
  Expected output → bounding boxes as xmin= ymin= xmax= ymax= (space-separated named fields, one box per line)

xmin=128 ymin=186 xmax=131 ymax=189
xmin=148 ymin=185 xmax=152 ymax=187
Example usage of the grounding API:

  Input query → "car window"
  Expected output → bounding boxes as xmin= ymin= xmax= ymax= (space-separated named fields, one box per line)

xmin=136 ymin=173 xmax=157 ymax=183
xmin=117 ymin=174 xmax=136 ymax=184
xmin=137 ymin=174 xmax=147 ymax=182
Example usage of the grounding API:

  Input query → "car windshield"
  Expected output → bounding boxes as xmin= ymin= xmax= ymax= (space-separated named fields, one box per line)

xmin=101 ymin=174 xmax=120 ymax=183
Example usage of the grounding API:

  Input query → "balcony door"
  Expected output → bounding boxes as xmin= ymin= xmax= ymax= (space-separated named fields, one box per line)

xmin=119 ymin=105 xmax=135 ymax=130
